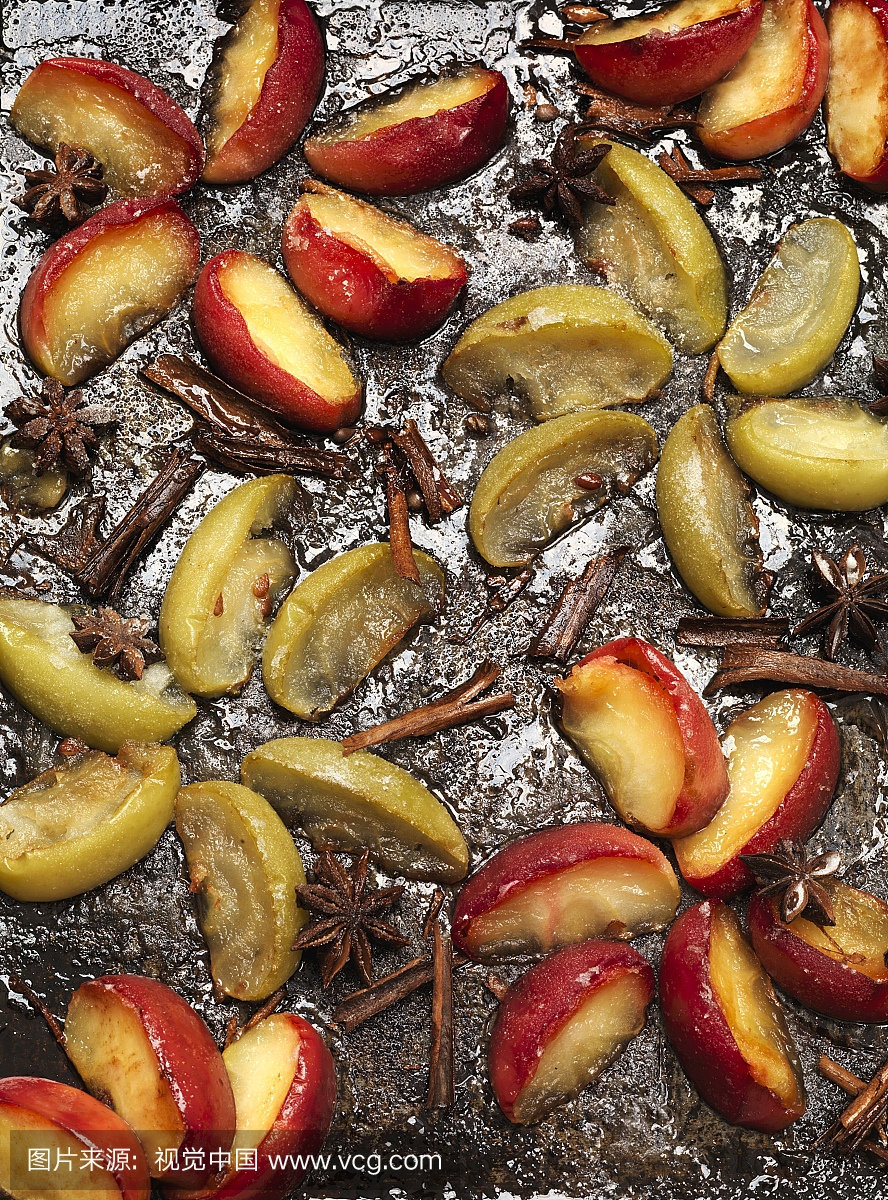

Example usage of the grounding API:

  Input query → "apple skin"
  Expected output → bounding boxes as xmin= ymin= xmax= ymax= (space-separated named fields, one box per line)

xmin=282 ymin=194 xmax=468 ymax=341
xmin=0 ymin=1077 xmax=150 ymax=1200
xmin=13 ymin=57 xmax=204 ymax=194
xmin=699 ymin=0 xmax=830 ymax=161
xmin=825 ymin=0 xmax=888 ymax=191
xmin=578 ymin=638 xmax=729 ymax=838
xmin=67 ymin=975 xmax=236 ymax=1188
xmin=203 ymin=0 xmax=324 ymax=185
xmin=748 ymin=890 xmax=888 ymax=1023
xmin=164 ymin=1015 xmax=336 ymax=1200
xmin=452 ymin=822 xmax=677 ymax=959
xmin=489 ymin=940 xmax=654 ymax=1124
xmin=192 ymin=250 xmax=362 ymax=434
xmin=303 ymin=69 xmax=509 ymax=195
xmin=660 ymin=899 xmax=805 ymax=1132
xmin=574 ymin=0 xmax=764 ymax=106
xmin=678 ymin=692 xmax=840 ymax=899
xmin=19 ymin=196 xmax=200 ymax=384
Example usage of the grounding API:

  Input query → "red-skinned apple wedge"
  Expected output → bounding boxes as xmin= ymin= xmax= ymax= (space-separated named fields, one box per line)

xmin=673 ymin=689 xmax=840 ymax=899
xmin=825 ymin=0 xmax=888 ymax=191
xmin=303 ymin=66 xmax=509 ymax=195
xmin=452 ymin=823 xmax=680 ymax=960
xmin=556 ymin=637 xmax=729 ymax=838
xmin=192 ymin=250 xmax=362 ymax=433
xmin=202 ymin=0 xmax=324 ymax=184
xmin=164 ymin=1013 xmax=336 ymax=1200
xmin=282 ymin=181 xmax=468 ymax=341
xmin=489 ymin=940 xmax=654 ymax=1125
xmin=660 ymin=899 xmax=806 ymax=1131
xmin=0 ymin=1076 xmax=150 ymax=1200
xmin=574 ymin=0 xmax=764 ymax=106
xmin=64 ymin=975 xmax=236 ymax=1188
xmin=749 ymin=882 xmax=888 ymax=1023
xmin=697 ymin=0 xmax=830 ymax=161
xmin=19 ymin=196 xmax=200 ymax=386
xmin=11 ymin=57 xmax=203 ymax=197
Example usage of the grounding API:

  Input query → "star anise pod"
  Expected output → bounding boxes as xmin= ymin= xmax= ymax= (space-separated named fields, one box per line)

xmin=508 ymin=124 xmax=615 ymax=232
xmin=69 ymin=607 xmax=164 ymax=681
xmin=14 ymin=143 xmax=108 ymax=229
xmin=793 ymin=545 xmax=888 ymax=660
xmin=294 ymin=849 xmax=410 ymax=988
xmin=5 ymin=379 xmax=117 ymax=478
xmin=742 ymin=839 xmax=842 ymax=926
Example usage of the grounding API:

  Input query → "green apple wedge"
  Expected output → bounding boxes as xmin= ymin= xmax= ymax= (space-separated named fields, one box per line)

xmin=577 ymin=138 xmax=728 ymax=354
xmin=242 ymin=736 xmax=469 ymax=882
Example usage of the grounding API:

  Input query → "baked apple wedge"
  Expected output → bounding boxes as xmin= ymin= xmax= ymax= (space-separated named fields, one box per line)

xmin=698 ymin=0 xmax=830 ymax=161
xmin=577 ymin=138 xmax=728 ymax=354
xmin=0 ymin=1076 xmax=150 ymax=1200
xmin=65 ymin=975 xmax=236 ymax=1187
xmin=725 ymin=396 xmax=888 ymax=511
xmin=176 ymin=781 xmax=307 ymax=1001
xmin=716 ymin=217 xmax=860 ymax=397
xmin=674 ymin=689 xmax=840 ymax=899
xmin=442 ymin=285 xmax=672 ymax=421
xmin=0 ymin=743 xmax=179 ymax=902
xmin=452 ymin=823 xmax=679 ymax=959
xmin=0 ymin=597 xmax=197 ymax=753
xmin=262 ymin=542 xmax=444 ymax=719
xmin=575 ymin=0 xmax=763 ymax=106
xmin=657 ymin=404 xmax=769 ymax=618
xmin=10 ymin=57 xmax=203 ymax=197
xmin=489 ymin=940 xmax=654 ymax=1125
xmin=557 ymin=637 xmax=728 ymax=838
xmin=749 ymin=880 xmax=888 ymax=1023
xmin=160 ymin=474 xmax=298 ymax=698
xmin=660 ymin=899 xmax=806 ymax=1131
xmin=826 ymin=0 xmax=888 ymax=192
xmin=303 ymin=65 xmax=508 ymax=195
xmin=241 ymin=736 xmax=469 ymax=881
xmin=192 ymin=250 xmax=362 ymax=433
xmin=202 ymin=0 xmax=324 ymax=185
xmin=282 ymin=181 xmax=468 ymax=340
xmin=0 ymin=439 xmax=67 ymax=512
xmin=170 ymin=1014 xmax=336 ymax=1200
xmin=20 ymin=196 xmax=200 ymax=386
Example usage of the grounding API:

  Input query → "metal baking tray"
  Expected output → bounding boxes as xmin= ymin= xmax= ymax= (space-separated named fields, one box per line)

xmin=2 ymin=1 xmax=888 ymax=1196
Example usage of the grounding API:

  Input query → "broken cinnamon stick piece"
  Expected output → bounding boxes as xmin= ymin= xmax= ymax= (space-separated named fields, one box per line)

xmin=530 ymin=548 xmax=626 ymax=662
xmin=341 ymin=661 xmax=514 ymax=754
xmin=8 ymin=978 xmax=67 ymax=1052
xmin=391 ymin=420 xmax=463 ymax=522
xmin=76 ymin=449 xmax=203 ymax=600
xmin=676 ymin=616 xmax=790 ymax=650
xmin=575 ymin=86 xmax=697 ymax=143
xmin=704 ymin=646 xmax=888 ymax=698
xmin=378 ymin=439 xmax=420 ymax=583
xmin=333 ymin=957 xmax=434 ymax=1032
xmin=423 ymin=889 xmax=446 ymax=941
xmin=702 ymin=349 xmax=720 ymax=403
xmin=485 ymin=973 xmax=510 ymax=1001
xmin=192 ymin=429 xmax=351 ymax=480
xmin=657 ymin=145 xmax=761 ymax=206
xmin=820 ymin=1055 xmax=866 ymax=1096
xmin=242 ymin=986 xmax=287 ymax=1035
xmin=425 ymin=925 xmax=455 ymax=1108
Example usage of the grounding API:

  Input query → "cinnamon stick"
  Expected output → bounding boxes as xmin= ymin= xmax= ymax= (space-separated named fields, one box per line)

xmin=820 ymin=1055 xmax=866 ymax=1096
xmin=425 ymin=925 xmax=455 ymax=1108
xmin=704 ymin=646 xmax=888 ymax=698
xmin=484 ymin=973 xmax=510 ymax=1001
xmin=530 ymin=548 xmax=626 ymax=662
xmin=423 ymin=889 xmax=446 ymax=941
xmin=676 ymin=616 xmax=789 ymax=650
xmin=378 ymin=439 xmax=420 ymax=582
xmin=76 ymin=448 xmax=203 ymax=599
xmin=575 ymin=86 xmax=697 ymax=143
xmin=657 ymin=146 xmax=761 ymax=206
xmin=341 ymin=661 xmax=514 ymax=754
xmin=391 ymin=420 xmax=463 ymax=522
xmin=192 ymin=428 xmax=351 ymax=480
xmin=332 ymin=957 xmax=434 ymax=1032
xmin=8 ymin=978 xmax=67 ymax=1052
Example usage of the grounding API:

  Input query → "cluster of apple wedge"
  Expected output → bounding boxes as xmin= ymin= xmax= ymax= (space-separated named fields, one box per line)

xmin=283 ymin=182 xmax=469 ymax=341
xmin=453 ymin=823 xmax=680 ymax=959
xmin=20 ymin=197 xmax=200 ymax=385
xmin=674 ymin=689 xmax=840 ymax=898
xmin=304 ymin=66 xmax=509 ymax=195
xmin=0 ymin=596 xmax=196 ymax=752
xmin=661 ymin=900 xmax=806 ymax=1131
xmin=489 ymin=940 xmax=654 ymax=1125
xmin=160 ymin=475 xmax=298 ymax=699
xmin=657 ymin=404 xmax=769 ymax=618
xmin=556 ymin=638 xmax=728 ymax=838
xmin=468 ymin=411 xmax=659 ymax=568
xmin=0 ymin=743 xmax=179 ymax=902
